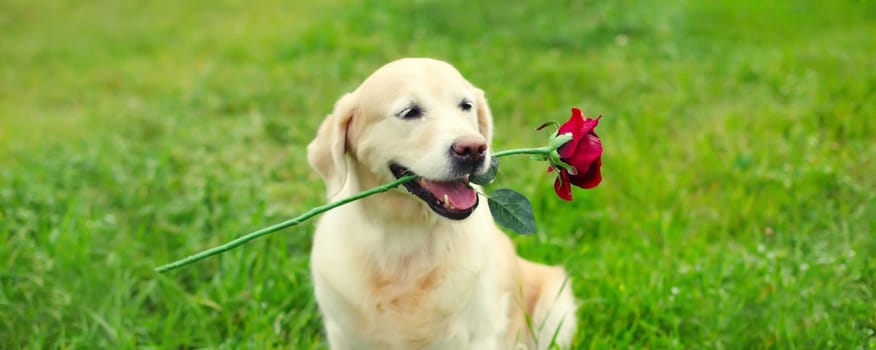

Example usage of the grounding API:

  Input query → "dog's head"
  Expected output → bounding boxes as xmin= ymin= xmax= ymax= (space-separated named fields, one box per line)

xmin=307 ymin=58 xmax=494 ymax=221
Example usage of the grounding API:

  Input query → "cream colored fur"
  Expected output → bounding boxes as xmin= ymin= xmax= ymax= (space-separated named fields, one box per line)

xmin=307 ymin=58 xmax=577 ymax=350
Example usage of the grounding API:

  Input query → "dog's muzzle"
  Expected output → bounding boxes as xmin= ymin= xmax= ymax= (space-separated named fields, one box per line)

xmin=389 ymin=164 xmax=480 ymax=220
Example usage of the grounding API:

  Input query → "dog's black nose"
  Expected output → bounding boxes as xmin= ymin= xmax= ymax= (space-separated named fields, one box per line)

xmin=450 ymin=136 xmax=487 ymax=166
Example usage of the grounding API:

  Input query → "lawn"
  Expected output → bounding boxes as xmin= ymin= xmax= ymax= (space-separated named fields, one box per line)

xmin=1 ymin=0 xmax=874 ymax=348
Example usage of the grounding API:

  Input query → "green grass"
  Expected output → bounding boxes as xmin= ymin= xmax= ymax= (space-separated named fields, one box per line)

xmin=2 ymin=0 xmax=875 ymax=348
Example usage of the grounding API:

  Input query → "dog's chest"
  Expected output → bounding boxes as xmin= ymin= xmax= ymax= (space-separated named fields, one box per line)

xmin=368 ymin=264 xmax=451 ymax=314
xmin=311 ymin=207 xmax=509 ymax=349
xmin=351 ymin=262 xmax=507 ymax=349
xmin=318 ymin=249 xmax=507 ymax=348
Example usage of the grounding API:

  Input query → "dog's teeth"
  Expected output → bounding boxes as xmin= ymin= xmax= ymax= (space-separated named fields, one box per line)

xmin=441 ymin=194 xmax=458 ymax=210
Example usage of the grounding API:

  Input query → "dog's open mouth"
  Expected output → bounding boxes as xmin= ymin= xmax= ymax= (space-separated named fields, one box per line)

xmin=389 ymin=164 xmax=478 ymax=220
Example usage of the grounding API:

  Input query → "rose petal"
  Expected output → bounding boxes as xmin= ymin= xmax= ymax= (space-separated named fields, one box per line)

xmin=568 ymin=157 xmax=602 ymax=189
xmin=557 ymin=111 xmax=601 ymax=159
xmin=557 ymin=108 xmax=585 ymax=135
xmin=553 ymin=169 xmax=573 ymax=201
xmin=580 ymin=116 xmax=601 ymax=133
xmin=562 ymin=133 xmax=602 ymax=171
xmin=557 ymin=109 xmax=585 ymax=158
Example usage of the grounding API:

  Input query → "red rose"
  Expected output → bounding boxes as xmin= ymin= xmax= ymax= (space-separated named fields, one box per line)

xmin=549 ymin=108 xmax=603 ymax=201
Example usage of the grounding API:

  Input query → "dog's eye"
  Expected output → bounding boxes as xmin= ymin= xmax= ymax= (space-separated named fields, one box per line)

xmin=397 ymin=105 xmax=423 ymax=120
xmin=459 ymin=99 xmax=473 ymax=112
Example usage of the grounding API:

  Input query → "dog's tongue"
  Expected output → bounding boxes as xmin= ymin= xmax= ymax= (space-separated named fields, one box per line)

xmin=420 ymin=180 xmax=477 ymax=210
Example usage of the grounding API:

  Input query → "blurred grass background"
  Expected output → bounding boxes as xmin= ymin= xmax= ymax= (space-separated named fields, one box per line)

xmin=2 ymin=0 xmax=875 ymax=348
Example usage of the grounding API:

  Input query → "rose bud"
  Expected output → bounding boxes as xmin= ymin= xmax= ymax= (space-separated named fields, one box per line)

xmin=549 ymin=108 xmax=603 ymax=201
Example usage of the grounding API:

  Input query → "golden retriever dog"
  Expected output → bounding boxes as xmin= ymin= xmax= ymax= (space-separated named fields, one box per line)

xmin=307 ymin=58 xmax=577 ymax=350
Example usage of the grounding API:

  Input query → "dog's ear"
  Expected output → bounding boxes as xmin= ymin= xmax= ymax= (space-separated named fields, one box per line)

xmin=308 ymin=92 xmax=358 ymax=198
xmin=474 ymin=87 xmax=494 ymax=145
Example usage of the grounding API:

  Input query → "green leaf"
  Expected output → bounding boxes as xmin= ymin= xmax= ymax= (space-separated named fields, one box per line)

xmin=470 ymin=156 xmax=499 ymax=185
xmin=487 ymin=188 xmax=537 ymax=234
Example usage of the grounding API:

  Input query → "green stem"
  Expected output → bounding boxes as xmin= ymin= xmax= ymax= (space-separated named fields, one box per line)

xmin=155 ymin=145 xmax=558 ymax=273
xmin=492 ymin=146 xmax=551 ymax=158
xmin=155 ymin=175 xmax=417 ymax=273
